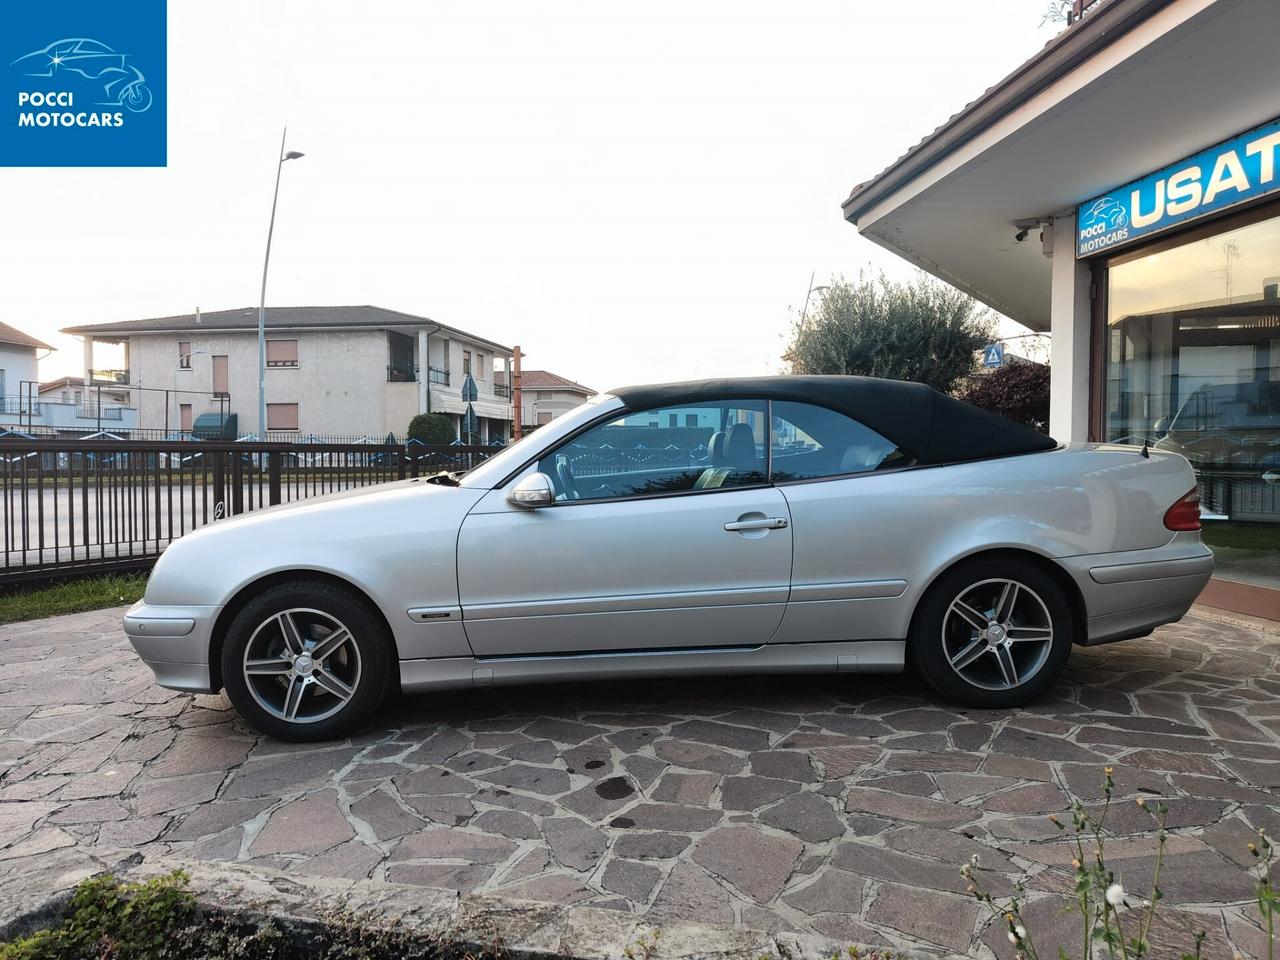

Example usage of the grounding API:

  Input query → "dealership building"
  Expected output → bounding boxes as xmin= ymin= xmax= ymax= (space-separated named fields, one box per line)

xmin=843 ymin=0 xmax=1279 ymax=617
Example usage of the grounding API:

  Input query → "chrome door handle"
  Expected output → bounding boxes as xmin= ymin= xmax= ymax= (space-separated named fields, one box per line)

xmin=723 ymin=517 xmax=788 ymax=532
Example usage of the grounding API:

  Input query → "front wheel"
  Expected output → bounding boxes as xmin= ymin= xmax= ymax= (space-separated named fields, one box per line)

xmin=221 ymin=580 xmax=392 ymax=741
xmin=909 ymin=559 xmax=1073 ymax=708
xmin=122 ymin=83 xmax=153 ymax=112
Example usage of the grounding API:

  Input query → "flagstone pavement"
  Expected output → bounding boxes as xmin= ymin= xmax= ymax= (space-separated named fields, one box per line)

xmin=0 ymin=606 xmax=1276 ymax=958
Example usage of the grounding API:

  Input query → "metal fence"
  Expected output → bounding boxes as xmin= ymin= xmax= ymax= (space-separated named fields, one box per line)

xmin=0 ymin=424 xmax=511 ymax=446
xmin=1197 ymin=460 xmax=1280 ymax=522
xmin=0 ymin=439 xmax=498 ymax=583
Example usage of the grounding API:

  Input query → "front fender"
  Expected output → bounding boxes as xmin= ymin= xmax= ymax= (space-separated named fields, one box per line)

xmin=145 ymin=481 xmax=487 ymax=660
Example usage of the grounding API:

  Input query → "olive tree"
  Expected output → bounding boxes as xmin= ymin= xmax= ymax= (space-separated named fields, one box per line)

xmin=783 ymin=272 xmax=996 ymax=394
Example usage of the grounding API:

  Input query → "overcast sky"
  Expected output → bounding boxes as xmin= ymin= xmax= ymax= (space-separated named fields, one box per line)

xmin=4 ymin=0 xmax=1059 ymax=387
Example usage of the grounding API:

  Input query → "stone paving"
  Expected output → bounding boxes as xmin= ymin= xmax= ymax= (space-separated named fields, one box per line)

xmin=0 ymin=606 xmax=1277 ymax=958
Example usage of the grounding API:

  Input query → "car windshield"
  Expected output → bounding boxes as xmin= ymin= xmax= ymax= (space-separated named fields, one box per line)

xmin=459 ymin=393 xmax=619 ymax=489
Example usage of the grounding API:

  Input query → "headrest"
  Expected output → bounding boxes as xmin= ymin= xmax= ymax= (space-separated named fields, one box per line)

xmin=708 ymin=431 xmax=726 ymax=466
xmin=725 ymin=423 xmax=757 ymax=470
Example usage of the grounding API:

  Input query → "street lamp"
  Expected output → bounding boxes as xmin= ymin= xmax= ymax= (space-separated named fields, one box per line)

xmin=258 ymin=127 xmax=305 ymax=439
xmin=799 ymin=270 xmax=830 ymax=324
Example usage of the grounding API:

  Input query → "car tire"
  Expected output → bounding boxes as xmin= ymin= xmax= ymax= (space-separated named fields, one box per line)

xmin=221 ymin=580 xmax=393 ymax=742
xmin=909 ymin=557 xmax=1074 ymax=709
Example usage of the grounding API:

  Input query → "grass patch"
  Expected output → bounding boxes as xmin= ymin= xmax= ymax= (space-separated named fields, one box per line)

xmin=1202 ymin=520 xmax=1280 ymax=552
xmin=0 ymin=573 xmax=146 ymax=625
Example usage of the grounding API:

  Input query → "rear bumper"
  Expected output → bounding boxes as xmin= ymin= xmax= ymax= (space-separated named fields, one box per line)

xmin=1059 ymin=536 xmax=1214 ymax=645
xmin=123 ymin=600 xmax=220 ymax=693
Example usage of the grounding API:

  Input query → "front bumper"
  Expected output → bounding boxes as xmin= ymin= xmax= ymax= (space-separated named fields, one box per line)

xmin=1058 ymin=535 xmax=1214 ymax=645
xmin=123 ymin=600 xmax=221 ymax=693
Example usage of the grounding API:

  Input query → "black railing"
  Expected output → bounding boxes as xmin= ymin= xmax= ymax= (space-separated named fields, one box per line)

xmin=428 ymin=367 xmax=450 ymax=386
xmin=493 ymin=383 xmax=511 ymax=399
xmin=0 ymin=440 xmax=499 ymax=582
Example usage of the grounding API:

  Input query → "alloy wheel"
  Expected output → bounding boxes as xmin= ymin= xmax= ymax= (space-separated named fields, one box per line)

xmin=241 ymin=608 xmax=362 ymax=724
xmin=941 ymin=578 xmax=1054 ymax=691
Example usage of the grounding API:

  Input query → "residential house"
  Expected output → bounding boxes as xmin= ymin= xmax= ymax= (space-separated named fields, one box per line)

xmin=62 ymin=306 xmax=514 ymax=440
xmin=33 ymin=376 xmax=138 ymax=435
xmin=500 ymin=370 xmax=595 ymax=427
xmin=0 ymin=321 xmax=51 ymax=421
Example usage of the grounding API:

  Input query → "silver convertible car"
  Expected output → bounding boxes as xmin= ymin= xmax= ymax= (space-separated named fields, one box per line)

xmin=124 ymin=376 xmax=1214 ymax=740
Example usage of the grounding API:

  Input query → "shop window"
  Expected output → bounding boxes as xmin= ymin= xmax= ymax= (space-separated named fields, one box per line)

xmin=1104 ymin=211 xmax=1280 ymax=592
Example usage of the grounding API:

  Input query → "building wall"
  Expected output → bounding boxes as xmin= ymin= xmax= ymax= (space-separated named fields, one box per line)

xmin=103 ymin=327 xmax=514 ymax=437
xmin=126 ymin=329 xmax=396 ymax=436
xmin=0 ymin=343 xmax=39 ymax=400
xmin=522 ymin=387 xmax=592 ymax=425
xmin=1049 ymin=211 xmax=1092 ymax=443
xmin=383 ymin=383 xmax=419 ymax=439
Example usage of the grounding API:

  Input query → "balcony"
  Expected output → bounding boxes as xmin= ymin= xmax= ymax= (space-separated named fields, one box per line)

xmin=428 ymin=367 xmax=450 ymax=386
xmin=0 ymin=396 xmax=40 ymax=416
xmin=387 ymin=363 xmax=418 ymax=383
xmin=76 ymin=405 xmax=124 ymax=421
xmin=493 ymin=383 xmax=511 ymax=399
xmin=90 ymin=369 xmax=130 ymax=385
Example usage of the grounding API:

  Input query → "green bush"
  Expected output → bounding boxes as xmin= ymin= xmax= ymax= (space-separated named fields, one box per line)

xmin=0 ymin=872 xmax=199 ymax=960
xmin=406 ymin=413 xmax=454 ymax=446
xmin=0 ymin=871 xmax=452 ymax=960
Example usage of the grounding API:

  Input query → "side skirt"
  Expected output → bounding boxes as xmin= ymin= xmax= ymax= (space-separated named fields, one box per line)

xmin=398 ymin=639 xmax=905 ymax=693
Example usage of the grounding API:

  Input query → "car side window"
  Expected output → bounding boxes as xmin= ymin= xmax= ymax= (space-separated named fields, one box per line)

xmin=538 ymin=400 xmax=767 ymax=502
xmin=770 ymin=400 xmax=909 ymax=482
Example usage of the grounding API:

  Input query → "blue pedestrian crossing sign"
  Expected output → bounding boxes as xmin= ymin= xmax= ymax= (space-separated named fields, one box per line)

xmin=983 ymin=343 xmax=1005 ymax=368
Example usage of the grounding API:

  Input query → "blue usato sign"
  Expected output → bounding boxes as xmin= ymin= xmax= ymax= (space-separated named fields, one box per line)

xmin=1076 ymin=116 xmax=1280 ymax=257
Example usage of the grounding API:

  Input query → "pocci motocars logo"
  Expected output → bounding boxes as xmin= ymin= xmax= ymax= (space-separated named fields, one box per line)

xmin=2 ymin=0 xmax=166 ymax=167
xmin=1077 ymin=196 xmax=1130 ymax=255
xmin=13 ymin=38 xmax=155 ymax=118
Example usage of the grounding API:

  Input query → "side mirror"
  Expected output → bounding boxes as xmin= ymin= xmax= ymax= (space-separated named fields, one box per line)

xmin=507 ymin=472 xmax=555 ymax=509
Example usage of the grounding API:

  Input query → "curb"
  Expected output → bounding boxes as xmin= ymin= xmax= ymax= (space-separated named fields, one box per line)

xmin=1 ymin=855 xmax=955 ymax=960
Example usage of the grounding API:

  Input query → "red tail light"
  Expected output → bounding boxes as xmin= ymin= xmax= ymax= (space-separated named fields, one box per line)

xmin=1163 ymin=487 xmax=1201 ymax=531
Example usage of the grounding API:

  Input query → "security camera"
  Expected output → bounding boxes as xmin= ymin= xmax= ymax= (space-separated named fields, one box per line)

xmin=1013 ymin=218 xmax=1040 ymax=243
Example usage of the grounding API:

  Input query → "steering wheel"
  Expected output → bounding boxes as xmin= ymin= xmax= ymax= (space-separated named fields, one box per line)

xmin=555 ymin=456 xmax=580 ymax=500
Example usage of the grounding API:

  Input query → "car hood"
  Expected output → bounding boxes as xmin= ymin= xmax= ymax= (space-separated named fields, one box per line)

xmin=210 ymin=476 xmax=452 ymax=523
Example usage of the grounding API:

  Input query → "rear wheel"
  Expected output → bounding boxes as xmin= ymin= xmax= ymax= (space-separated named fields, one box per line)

xmin=221 ymin=581 xmax=392 ymax=741
xmin=909 ymin=558 xmax=1073 ymax=708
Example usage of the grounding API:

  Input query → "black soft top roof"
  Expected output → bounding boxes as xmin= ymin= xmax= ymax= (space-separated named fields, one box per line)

xmin=608 ymin=375 xmax=1057 ymax=465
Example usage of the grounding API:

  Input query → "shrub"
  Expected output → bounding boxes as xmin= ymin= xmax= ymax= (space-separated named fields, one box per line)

xmin=0 ymin=871 xmax=199 ymax=960
xmin=406 ymin=413 xmax=455 ymax=446
xmin=960 ymin=359 xmax=1051 ymax=433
